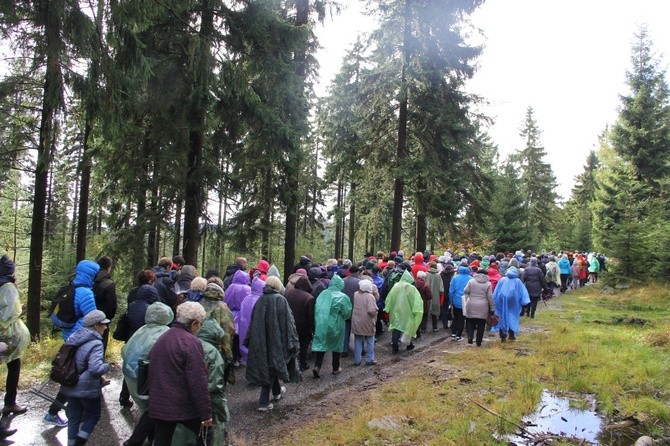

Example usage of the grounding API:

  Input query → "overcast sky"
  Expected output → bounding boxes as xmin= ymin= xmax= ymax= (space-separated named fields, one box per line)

xmin=314 ymin=0 xmax=670 ymax=201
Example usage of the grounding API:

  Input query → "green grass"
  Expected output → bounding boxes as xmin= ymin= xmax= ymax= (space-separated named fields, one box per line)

xmin=284 ymin=283 xmax=670 ymax=445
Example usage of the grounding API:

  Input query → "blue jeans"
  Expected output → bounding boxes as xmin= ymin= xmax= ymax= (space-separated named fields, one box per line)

xmin=258 ymin=375 xmax=281 ymax=408
xmin=66 ymin=396 xmax=101 ymax=442
xmin=354 ymin=335 xmax=375 ymax=364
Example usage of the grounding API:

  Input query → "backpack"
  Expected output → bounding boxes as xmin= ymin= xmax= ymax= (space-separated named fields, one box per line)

xmin=49 ymin=284 xmax=83 ymax=329
xmin=50 ymin=344 xmax=79 ymax=386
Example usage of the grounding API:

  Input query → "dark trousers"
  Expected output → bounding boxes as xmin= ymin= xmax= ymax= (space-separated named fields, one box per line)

xmin=119 ymin=379 xmax=130 ymax=404
xmin=391 ymin=329 xmax=414 ymax=347
xmin=419 ymin=311 xmax=428 ymax=331
xmin=452 ymin=307 xmax=465 ymax=337
xmin=375 ymin=310 xmax=384 ymax=335
xmin=466 ymin=318 xmax=486 ymax=346
xmin=153 ymin=418 xmax=210 ymax=446
xmin=559 ymin=273 xmax=569 ymax=292
xmin=440 ymin=304 xmax=451 ymax=328
xmin=529 ymin=296 xmax=540 ymax=318
xmin=431 ymin=314 xmax=439 ymax=330
xmin=4 ymin=358 xmax=20 ymax=406
xmin=342 ymin=320 xmax=351 ymax=353
xmin=259 ymin=376 xmax=281 ymax=407
xmin=125 ymin=411 xmax=154 ymax=446
xmin=101 ymin=328 xmax=109 ymax=358
xmin=314 ymin=351 xmax=340 ymax=372
xmin=49 ymin=390 xmax=68 ymax=415
xmin=298 ymin=334 xmax=311 ymax=369
xmin=232 ymin=334 xmax=241 ymax=362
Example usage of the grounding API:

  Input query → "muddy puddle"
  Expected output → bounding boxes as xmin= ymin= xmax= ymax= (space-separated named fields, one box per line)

xmin=507 ymin=389 xmax=606 ymax=445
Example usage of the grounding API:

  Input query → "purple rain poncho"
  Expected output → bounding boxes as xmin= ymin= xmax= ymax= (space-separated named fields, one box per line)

xmin=238 ymin=277 xmax=265 ymax=364
xmin=224 ymin=269 xmax=251 ymax=332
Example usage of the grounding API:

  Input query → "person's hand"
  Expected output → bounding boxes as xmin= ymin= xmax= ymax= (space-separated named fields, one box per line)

xmin=0 ymin=342 xmax=7 ymax=354
xmin=202 ymin=418 xmax=213 ymax=427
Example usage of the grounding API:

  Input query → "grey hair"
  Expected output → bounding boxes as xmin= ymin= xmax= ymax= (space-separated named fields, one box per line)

xmin=176 ymin=301 xmax=206 ymax=325
xmin=180 ymin=265 xmax=198 ymax=278
xmin=530 ymin=257 xmax=538 ymax=266
xmin=265 ymin=276 xmax=285 ymax=294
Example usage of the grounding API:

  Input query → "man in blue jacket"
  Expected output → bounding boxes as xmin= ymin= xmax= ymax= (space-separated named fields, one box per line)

xmin=448 ymin=263 xmax=472 ymax=341
xmin=44 ymin=260 xmax=100 ymax=427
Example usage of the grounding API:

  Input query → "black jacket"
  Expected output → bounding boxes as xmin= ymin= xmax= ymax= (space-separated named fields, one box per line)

xmin=523 ymin=265 xmax=548 ymax=298
xmin=93 ymin=270 xmax=118 ymax=320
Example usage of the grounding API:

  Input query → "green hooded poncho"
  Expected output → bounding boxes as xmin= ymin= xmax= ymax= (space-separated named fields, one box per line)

xmin=121 ymin=302 xmax=173 ymax=411
xmin=311 ymin=274 xmax=352 ymax=353
xmin=172 ymin=318 xmax=228 ymax=445
xmin=384 ymin=271 xmax=423 ymax=337
xmin=0 ymin=283 xmax=29 ymax=363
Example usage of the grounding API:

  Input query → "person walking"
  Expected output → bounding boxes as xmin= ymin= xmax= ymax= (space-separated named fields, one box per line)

xmin=351 ymin=280 xmax=378 ymax=365
xmin=493 ymin=267 xmax=530 ymax=342
xmin=385 ymin=271 xmax=423 ymax=353
xmin=522 ymin=257 xmax=548 ymax=318
xmin=284 ymin=276 xmax=315 ymax=371
xmin=245 ymin=276 xmax=299 ymax=412
xmin=121 ymin=302 xmax=173 ymax=446
xmin=60 ymin=310 xmax=111 ymax=445
xmin=311 ymin=274 xmax=352 ymax=377
xmin=463 ymin=269 xmax=494 ymax=346
xmin=0 ymin=254 xmax=30 ymax=419
xmin=92 ymin=256 xmax=118 ymax=357
xmin=449 ymin=263 xmax=472 ymax=341
xmin=148 ymin=302 xmax=212 ymax=445
xmin=558 ymin=254 xmax=571 ymax=293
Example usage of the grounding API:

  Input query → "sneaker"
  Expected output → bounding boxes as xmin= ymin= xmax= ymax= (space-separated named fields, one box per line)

xmin=312 ymin=366 xmax=321 ymax=379
xmin=273 ymin=386 xmax=286 ymax=401
xmin=233 ymin=361 xmax=241 ymax=367
xmin=406 ymin=343 xmax=415 ymax=351
xmin=451 ymin=334 xmax=457 ymax=339
xmin=455 ymin=336 xmax=463 ymax=341
xmin=257 ymin=403 xmax=274 ymax=412
xmin=366 ymin=360 xmax=377 ymax=366
xmin=432 ymin=328 xmax=439 ymax=332
xmin=44 ymin=413 xmax=68 ymax=427
xmin=332 ymin=368 xmax=342 ymax=375
xmin=120 ymin=399 xmax=134 ymax=409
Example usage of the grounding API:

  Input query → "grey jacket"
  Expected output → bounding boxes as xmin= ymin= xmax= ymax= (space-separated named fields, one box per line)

xmin=463 ymin=273 xmax=495 ymax=320
xmin=60 ymin=327 xmax=110 ymax=399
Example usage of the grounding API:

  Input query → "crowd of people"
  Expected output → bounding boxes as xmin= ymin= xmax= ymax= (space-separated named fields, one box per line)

xmin=0 ymin=248 xmax=605 ymax=445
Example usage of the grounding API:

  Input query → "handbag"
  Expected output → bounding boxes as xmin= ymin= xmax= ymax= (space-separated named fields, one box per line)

xmin=137 ymin=358 xmax=150 ymax=396
xmin=112 ymin=312 xmax=130 ymax=342
xmin=486 ymin=314 xmax=500 ymax=327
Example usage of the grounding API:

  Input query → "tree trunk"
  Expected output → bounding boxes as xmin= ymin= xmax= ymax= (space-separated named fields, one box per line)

xmin=28 ymin=0 xmax=64 ymax=339
xmin=172 ymin=194 xmax=182 ymax=258
xmin=182 ymin=3 xmax=214 ymax=267
xmin=70 ymin=147 xmax=80 ymax=246
xmin=261 ymin=167 xmax=272 ymax=258
xmin=347 ymin=182 xmax=355 ymax=260
xmin=76 ymin=121 xmax=92 ymax=262
xmin=334 ymin=180 xmax=343 ymax=259
xmin=415 ymin=178 xmax=427 ymax=253
xmin=391 ymin=0 xmax=411 ymax=252
xmin=282 ymin=0 xmax=309 ymax=282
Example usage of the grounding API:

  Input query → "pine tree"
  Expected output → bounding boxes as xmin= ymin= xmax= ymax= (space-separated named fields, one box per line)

xmin=611 ymin=27 xmax=670 ymax=197
xmin=490 ymin=162 xmax=529 ymax=253
xmin=512 ymin=106 xmax=558 ymax=251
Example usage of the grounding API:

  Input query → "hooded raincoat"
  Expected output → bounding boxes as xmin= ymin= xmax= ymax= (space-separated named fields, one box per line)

xmin=121 ymin=302 xmax=173 ymax=411
xmin=0 ymin=282 xmax=30 ymax=363
xmin=311 ymin=275 xmax=352 ymax=353
xmin=449 ymin=266 xmax=472 ymax=310
xmin=493 ymin=268 xmax=530 ymax=335
xmin=224 ymin=270 xmax=251 ymax=332
xmin=172 ymin=318 xmax=228 ymax=445
xmin=384 ymin=271 xmax=423 ymax=337
xmin=238 ymin=278 xmax=265 ymax=364
xmin=245 ymin=286 xmax=299 ymax=386
xmin=425 ymin=267 xmax=443 ymax=317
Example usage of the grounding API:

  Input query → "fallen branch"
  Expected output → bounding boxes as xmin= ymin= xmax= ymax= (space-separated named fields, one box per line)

xmin=468 ymin=398 xmax=533 ymax=437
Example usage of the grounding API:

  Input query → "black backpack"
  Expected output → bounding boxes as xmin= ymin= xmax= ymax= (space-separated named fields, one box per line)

xmin=50 ymin=344 xmax=79 ymax=386
xmin=49 ymin=284 xmax=82 ymax=328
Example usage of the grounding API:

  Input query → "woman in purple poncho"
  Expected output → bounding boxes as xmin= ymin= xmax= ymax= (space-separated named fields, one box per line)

xmin=238 ymin=277 xmax=265 ymax=364
xmin=224 ymin=270 xmax=251 ymax=365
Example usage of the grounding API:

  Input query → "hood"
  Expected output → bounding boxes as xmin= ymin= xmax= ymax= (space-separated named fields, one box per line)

xmin=328 ymin=274 xmax=345 ymax=291
xmin=457 ymin=265 xmax=471 ymax=275
xmin=400 ymin=270 xmax=414 ymax=284
xmin=137 ymin=284 xmax=159 ymax=303
xmin=308 ymin=267 xmax=322 ymax=282
xmin=65 ymin=326 xmax=101 ymax=347
xmin=294 ymin=276 xmax=313 ymax=293
xmin=442 ymin=264 xmax=455 ymax=275
xmin=299 ymin=256 xmax=311 ymax=266
xmin=225 ymin=264 xmax=241 ymax=276
xmin=94 ymin=269 xmax=111 ymax=285
xmin=179 ymin=265 xmax=197 ymax=280
xmin=414 ymin=253 xmax=424 ymax=264
xmin=267 ymin=265 xmax=281 ymax=278
xmin=487 ymin=268 xmax=501 ymax=278
xmin=256 ymin=260 xmax=270 ymax=275
xmin=474 ymin=272 xmax=489 ymax=283
xmin=197 ymin=318 xmax=225 ymax=348
xmin=505 ymin=267 xmax=520 ymax=279
xmin=232 ymin=269 xmax=249 ymax=285
xmin=251 ymin=277 xmax=265 ymax=297
xmin=73 ymin=260 xmax=100 ymax=288
xmin=145 ymin=302 xmax=174 ymax=326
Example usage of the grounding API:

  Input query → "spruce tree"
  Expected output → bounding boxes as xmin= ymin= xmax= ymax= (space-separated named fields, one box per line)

xmin=611 ymin=27 xmax=670 ymax=197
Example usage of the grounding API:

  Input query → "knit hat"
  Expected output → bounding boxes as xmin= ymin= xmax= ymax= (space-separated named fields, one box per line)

xmin=84 ymin=310 xmax=110 ymax=327
xmin=296 ymin=268 xmax=307 ymax=276
xmin=343 ymin=259 xmax=352 ymax=268
xmin=359 ymin=280 xmax=373 ymax=293
xmin=204 ymin=282 xmax=224 ymax=300
xmin=0 ymin=255 xmax=15 ymax=278
xmin=417 ymin=271 xmax=427 ymax=279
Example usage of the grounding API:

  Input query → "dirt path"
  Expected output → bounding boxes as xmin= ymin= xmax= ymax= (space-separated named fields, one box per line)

xmin=7 ymin=305 xmax=557 ymax=445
